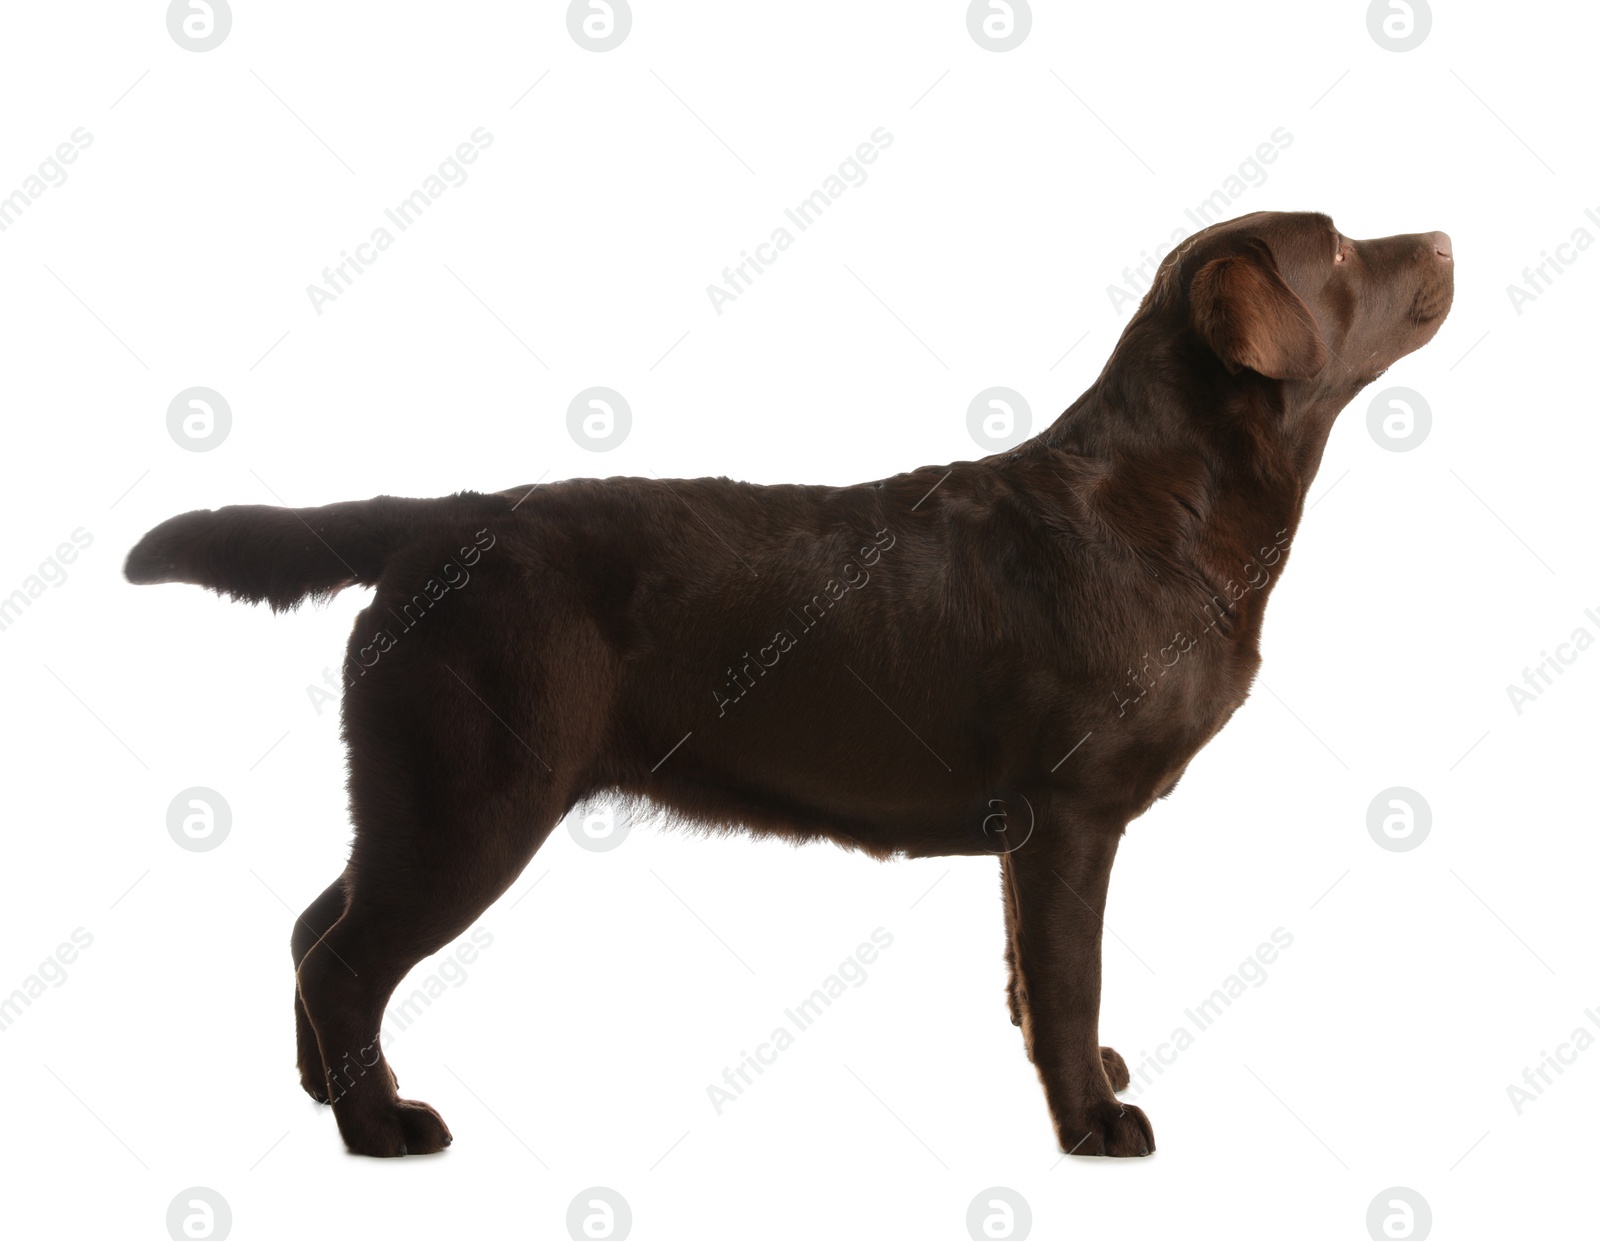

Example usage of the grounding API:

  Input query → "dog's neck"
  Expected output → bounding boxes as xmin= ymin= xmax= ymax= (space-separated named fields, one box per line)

xmin=1032 ymin=363 xmax=1354 ymax=612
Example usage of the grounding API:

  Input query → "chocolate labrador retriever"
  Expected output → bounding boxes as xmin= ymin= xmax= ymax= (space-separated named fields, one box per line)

xmin=126 ymin=211 xmax=1452 ymax=1157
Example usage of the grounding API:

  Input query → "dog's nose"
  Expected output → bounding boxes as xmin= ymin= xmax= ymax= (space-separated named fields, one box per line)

xmin=1429 ymin=231 xmax=1452 ymax=261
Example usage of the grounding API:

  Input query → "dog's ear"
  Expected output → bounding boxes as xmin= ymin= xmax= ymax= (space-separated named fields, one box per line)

xmin=1189 ymin=245 xmax=1326 ymax=380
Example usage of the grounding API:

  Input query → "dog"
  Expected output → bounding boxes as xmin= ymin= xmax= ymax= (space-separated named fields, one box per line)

xmin=125 ymin=211 xmax=1453 ymax=1157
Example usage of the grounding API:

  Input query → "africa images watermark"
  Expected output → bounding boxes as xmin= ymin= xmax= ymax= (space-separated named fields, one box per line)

xmin=1104 ymin=128 xmax=1294 ymax=315
xmin=306 ymin=127 xmax=494 ymax=315
xmin=1505 ymin=205 xmax=1600 ymax=316
xmin=706 ymin=127 xmax=894 ymax=316
xmin=0 ymin=928 xmax=94 ymax=1034
xmin=0 ymin=528 xmax=94 ymax=635
xmin=320 ymin=924 xmax=494 ymax=1105
xmin=350 ymin=527 xmax=495 ymax=676
xmin=1503 ymin=602 xmax=1600 ymax=715
xmin=1505 ymin=1004 xmax=1600 ymax=1115
xmin=1122 ymin=927 xmax=1294 ymax=1103
xmin=1112 ymin=528 xmax=1291 ymax=717
xmin=0 ymin=127 xmax=93 ymax=235
xmin=706 ymin=927 xmax=894 ymax=1114
xmin=379 ymin=925 xmax=493 ymax=1051
xmin=712 ymin=527 xmax=896 ymax=716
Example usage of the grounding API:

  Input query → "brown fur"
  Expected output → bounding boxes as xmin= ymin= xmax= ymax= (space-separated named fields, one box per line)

xmin=125 ymin=211 xmax=1453 ymax=1157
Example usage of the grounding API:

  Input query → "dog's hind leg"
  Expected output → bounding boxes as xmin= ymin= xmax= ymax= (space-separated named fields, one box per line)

xmin=296 ymin=736 xmax=571 ymax=1153
xmin=290 ymin=874 xmax=349 ymax=1102
xmin=297 ymin=600 xmax=604 ymax=1157
xmin=1000 ymin=862 xmax=1026 ymax=1032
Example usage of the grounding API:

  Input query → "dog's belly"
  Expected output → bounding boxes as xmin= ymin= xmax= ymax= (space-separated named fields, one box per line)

xmin=633 ymin=767 xmax=1013 ymax=859
xmin=610 ymin=659 xmax=1250 ymax=858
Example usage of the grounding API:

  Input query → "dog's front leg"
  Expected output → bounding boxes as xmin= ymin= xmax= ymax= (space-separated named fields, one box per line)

xmin=1004 ymin=823 xmax=1152 ymax=1157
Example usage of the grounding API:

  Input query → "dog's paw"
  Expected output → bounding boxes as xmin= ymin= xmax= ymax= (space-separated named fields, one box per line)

xmin=395 ymin=1099 xmax=452 ymax=1155
xmin=338 ymin=1098 xmax=453 ymax=1158
xmin=1057 ymin=1099 xmax=1155 ymax=1158
xmin=1100 ymin=1046 xmax=1131 ymax=1092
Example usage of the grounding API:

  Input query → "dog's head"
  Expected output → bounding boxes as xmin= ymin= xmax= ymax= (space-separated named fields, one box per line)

xmin=1171 ymin=211 xmax=1453 ymax=391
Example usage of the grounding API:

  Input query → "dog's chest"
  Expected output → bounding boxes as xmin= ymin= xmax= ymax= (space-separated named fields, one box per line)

xmin=1054 ymin=615 xmax=1261 ymax=818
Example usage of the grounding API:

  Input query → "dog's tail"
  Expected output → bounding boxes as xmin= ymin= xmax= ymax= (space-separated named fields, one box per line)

xmin=123 ymin=492 xmax=509 ymax=611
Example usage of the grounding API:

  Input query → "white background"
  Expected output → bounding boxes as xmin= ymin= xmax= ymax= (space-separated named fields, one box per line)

xmin=1 ymin=1 xmax=1595 ymax=1238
